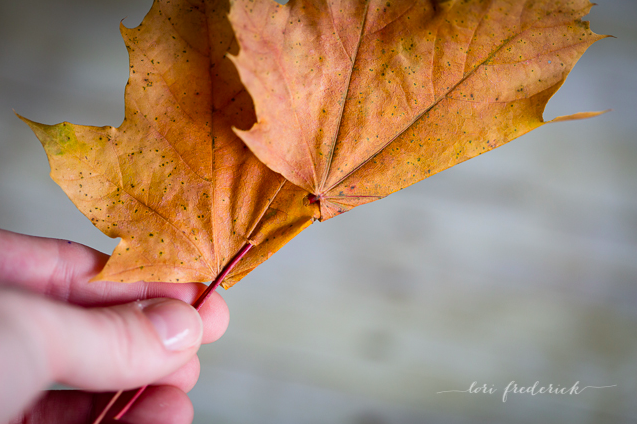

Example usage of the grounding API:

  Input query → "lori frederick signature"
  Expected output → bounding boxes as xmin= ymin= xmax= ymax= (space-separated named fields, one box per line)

xmin=437 ymin=381 xmax=616 ymax=402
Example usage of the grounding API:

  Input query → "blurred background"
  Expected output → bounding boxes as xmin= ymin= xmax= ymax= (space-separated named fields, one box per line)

xmin=1 ymin=0 xmax=636 ymax=423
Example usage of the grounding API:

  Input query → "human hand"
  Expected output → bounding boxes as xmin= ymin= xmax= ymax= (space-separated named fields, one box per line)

xmin=0 ymin=229 xmax=229 ymax=424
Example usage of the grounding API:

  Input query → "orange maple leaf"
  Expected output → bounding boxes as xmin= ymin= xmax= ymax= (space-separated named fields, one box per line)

xmin=230 ymin=0 xmax=607 ymax=221
xmin=21 ymin=0 xmax=318 ymax=287
xmin=21 ymin=0 xmax=607 ymax=287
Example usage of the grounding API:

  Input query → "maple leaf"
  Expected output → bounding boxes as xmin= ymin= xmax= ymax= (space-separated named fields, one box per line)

xmin=20 ymin=0 xmax=605 ymax=289
xmin=20 ymin=0 xmax=318 ymax=287
xmin=230 ymin=0 xmax=608 ymax=221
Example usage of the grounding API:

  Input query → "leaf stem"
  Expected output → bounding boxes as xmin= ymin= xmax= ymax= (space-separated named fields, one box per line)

xmin=308 ymin=194 xmax=320 ymax=204
xmin=92 ymin=242 xmax=254 ymax=423
xmin=112 ymin=386 xmax=146 ymax=420
xmin=194 ymin=242 xmax=253 ymax=311
xmin=92 ymin=390 xmax=122 ymax=424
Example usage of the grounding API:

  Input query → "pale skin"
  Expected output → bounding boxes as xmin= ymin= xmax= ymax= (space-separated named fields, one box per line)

xmin=0 ymin=229 xmax=230 ymax=424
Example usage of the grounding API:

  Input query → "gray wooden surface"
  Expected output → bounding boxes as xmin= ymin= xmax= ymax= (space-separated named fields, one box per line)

xmin=1 ymin=1 xmax=636 ymax=423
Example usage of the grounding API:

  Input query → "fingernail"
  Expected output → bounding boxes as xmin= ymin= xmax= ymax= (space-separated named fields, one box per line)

xmin=141 ymin=299 xmax=203 ymax=351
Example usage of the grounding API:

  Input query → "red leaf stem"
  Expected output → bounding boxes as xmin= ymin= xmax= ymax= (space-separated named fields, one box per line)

xmin=93 ymin=242 xmax=254 ymax=423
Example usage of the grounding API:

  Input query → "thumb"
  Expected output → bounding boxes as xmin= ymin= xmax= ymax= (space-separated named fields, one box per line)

xmin=0 ymin=287 xmax=202 ymax=421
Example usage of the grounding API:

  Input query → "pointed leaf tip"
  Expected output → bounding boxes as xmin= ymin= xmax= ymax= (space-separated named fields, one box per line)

xmin=549 ymin=109 xmax=611 ymax=123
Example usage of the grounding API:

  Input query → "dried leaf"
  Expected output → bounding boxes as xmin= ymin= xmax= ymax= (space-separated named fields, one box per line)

xmin=21 ymin=0 xmax=318 ymax=286
xmin=230 ymin=0 xmax=608 ymax=221
xmin=21 ymin=0 xmax=605 ymax=287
